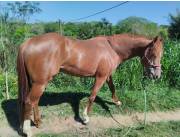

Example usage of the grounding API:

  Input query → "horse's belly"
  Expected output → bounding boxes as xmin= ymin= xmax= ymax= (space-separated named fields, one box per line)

xmin=60 ymin=65 xmax=96 ymax=77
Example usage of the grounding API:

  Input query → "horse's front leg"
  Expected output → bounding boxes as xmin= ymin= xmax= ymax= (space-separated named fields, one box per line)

xmin=83 ymin=75 xmax=107 ymax=123
xmin=107 ymin=75 xmax=121 ymax=106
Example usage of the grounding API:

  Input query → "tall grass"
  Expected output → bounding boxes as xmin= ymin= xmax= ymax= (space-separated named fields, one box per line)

xmin=162 ymin=40 xmax=180 ymax=88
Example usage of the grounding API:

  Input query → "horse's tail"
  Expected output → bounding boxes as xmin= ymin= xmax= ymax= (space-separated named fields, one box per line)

xmin=17 ymin=46 xmax=30 ymax=127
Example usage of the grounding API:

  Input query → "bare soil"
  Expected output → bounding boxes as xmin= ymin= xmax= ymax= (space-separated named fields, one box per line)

xmin=0 ymin=109 xmax=180 ymax=137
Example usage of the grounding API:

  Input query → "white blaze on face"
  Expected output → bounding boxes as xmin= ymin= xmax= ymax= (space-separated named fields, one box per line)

xmin=155 ymin=50 xmax=162 ymax=78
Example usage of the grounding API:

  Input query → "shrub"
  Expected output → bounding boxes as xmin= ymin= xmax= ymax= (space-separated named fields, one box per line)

xmin=168 ymin=10 xmax=180 ymax=40
xmin=115 ymin=16 xmax=159 ymax=38
xmin=0 ymin=73 xmax=18 ymax=100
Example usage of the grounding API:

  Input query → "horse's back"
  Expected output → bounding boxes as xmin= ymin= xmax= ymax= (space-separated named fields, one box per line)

xmin=61 ymin=37 xmax=120 ymax=77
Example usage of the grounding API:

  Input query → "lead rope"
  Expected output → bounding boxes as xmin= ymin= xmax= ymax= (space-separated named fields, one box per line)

xmin=143 ymin=89 xmax=147 ymax=125
xmin=122 ymin=89 xmax=147 ymax=137
xmin=108 ymin=87 xmax=147 ymax=137
xmin=123 ymin=89 xmax=147 ymax=137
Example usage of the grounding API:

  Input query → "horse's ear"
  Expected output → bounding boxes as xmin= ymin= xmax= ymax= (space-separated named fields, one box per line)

xmin=153 ymin=36 xmax=158 ymax=42
xmin=159 ymin=36 xmax=163 ymax=42
xmin=153 ymin=36 xmax=163 ymax=43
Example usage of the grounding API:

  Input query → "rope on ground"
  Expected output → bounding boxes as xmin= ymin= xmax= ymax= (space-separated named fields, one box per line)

xmin=108 ymin=110 xmax=124 ymax=127
xmin=107 ymin=86 xmax=148 ymax=137
xmin=143 ymin=89 xmax=147 ymax=125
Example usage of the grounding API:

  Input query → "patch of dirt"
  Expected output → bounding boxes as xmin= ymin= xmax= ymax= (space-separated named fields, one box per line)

xmin=0 ymin=109 xmax=180 ymax=137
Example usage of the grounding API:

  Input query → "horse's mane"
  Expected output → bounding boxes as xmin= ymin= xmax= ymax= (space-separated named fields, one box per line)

xmin=63 ymin=33 xmax=153 ymax=42
xmin=112 ymin=33 xmax=152 ymax=40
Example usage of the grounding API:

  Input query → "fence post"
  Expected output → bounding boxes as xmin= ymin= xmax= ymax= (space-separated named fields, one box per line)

xmin=58 ymin=19 xmax=63 ymax=35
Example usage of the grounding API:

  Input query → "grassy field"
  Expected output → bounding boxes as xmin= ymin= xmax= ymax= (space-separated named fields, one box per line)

xmin=35 ymin=121 xmax=180 ymax=137
xmin=40 ymin=83 xmax=180 ymax=118
xmin=0 ymin=78 xmax=180 ymax=121
xmin=0 ymin=7 xmax=180 ymax=136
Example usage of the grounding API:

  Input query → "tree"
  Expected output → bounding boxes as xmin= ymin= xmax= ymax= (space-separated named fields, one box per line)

xmin=63 ymin=22 xmax=79 ymax=37
xmin=168 ymin=10 xmax=180 ymax=40
xmin=7 ymin=1 xmax=41 ymax=22
xmin=44 ymin=22 xmax=58 ymax=33
xmin=100 ymin=18 xmax=112 ymax=35
xmin=77 ymin=22 xmax=94 ymax=39
xmin=115 ymin=16 xmax=159 ymax=38
xmin=159 ymin=25 xmax=168 ymax=40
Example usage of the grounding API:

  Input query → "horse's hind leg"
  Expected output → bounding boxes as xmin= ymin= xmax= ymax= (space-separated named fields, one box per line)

xmin=83 ymin=75 xmax=107 ymax=123
xmin=33 ymin=103 xmax=41 ymax=128
xmin=23 ymin=82 xmax=46 ymax=136
xmin=107 ymin=76 xmax=121 ymax=106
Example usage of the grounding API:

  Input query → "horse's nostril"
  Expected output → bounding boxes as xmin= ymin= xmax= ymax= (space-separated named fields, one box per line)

xmin=153 ymin=75 xmax=157 ymax=79
xmin=154 ymin=75 xmax=160 ymax=79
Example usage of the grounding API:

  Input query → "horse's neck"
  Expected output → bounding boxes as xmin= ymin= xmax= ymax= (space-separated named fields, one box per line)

xmin=108 ymin=36 xmax=151 ymax=61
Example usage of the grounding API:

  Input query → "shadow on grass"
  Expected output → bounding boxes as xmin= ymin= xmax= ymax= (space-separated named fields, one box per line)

xmin=1 ymin=91 xmax=114 ymax=135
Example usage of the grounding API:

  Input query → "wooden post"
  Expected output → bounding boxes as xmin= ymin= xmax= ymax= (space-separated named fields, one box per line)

xmin=58 ymin=19 xmax=63 ymax=35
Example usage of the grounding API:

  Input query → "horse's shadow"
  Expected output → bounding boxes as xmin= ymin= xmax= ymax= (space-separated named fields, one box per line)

xmin=1 ymin=91 xmax=113 ymax=135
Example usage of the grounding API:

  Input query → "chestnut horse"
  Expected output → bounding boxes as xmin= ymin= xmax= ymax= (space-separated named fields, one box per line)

xmin=17 ymin=33 xmax=163 ymax=136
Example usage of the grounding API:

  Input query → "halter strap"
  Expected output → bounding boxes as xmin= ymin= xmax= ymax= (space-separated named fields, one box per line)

xmin=151 ymin=64 xmax=161 ymax=68
xmin=142 ymin=56 xmax=161 ymax=69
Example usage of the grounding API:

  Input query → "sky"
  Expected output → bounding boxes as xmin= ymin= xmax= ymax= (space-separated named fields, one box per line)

xmin=2 ymin=1 xmax=180 ymax=25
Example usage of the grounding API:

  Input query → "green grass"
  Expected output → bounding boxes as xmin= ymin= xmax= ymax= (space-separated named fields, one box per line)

xmin=33 ymin=85 xmax=180 ymax=121
xmin=0 ymin=81 xmax=179 ymax=120
xmin=35 ymin=121 xmax=180 ymax=137
xmin=0 ymin=73 xmax=179 ymax=121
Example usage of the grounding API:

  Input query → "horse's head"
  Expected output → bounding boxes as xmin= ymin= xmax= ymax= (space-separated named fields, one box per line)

xmin=141 ymin=36 xmax=163 ymax=79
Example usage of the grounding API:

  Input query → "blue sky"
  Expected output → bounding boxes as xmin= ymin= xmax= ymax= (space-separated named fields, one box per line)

xmin=3 ymin=1 xmax=180 ymax=25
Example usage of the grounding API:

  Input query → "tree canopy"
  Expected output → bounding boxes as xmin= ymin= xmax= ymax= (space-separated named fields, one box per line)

xmin=115 ymin=16 xmax=159 ymax=38
xmin=168 ymin=10 xmax=180 ymax=40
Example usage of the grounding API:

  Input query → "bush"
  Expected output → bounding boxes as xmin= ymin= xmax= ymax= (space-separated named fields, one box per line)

xmin=0 ymin=73 xmax=18 ymax=100
xmin=162 ymin=40 xmax=180 ymax=88
xmin=168 ymin=10 xmax=180 ymax=40
xmin=115 ymin=16 xmax=159 ymax=38
xmin=0 ymin=16 xmax=180 ymax=100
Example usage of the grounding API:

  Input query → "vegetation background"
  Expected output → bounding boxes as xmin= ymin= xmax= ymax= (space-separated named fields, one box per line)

xmin=0 ymin=2 xmax=179 ymax=99
xmin=0 ymin=2 xmax=180 ymax=136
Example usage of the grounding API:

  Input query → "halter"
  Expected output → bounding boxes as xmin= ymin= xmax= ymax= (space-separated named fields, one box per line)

xmin=142 ymin=55 xmax=161 ymax=69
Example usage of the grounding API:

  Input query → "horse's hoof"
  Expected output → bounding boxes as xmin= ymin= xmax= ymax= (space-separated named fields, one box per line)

xmin=114 ymin=100 xmax=122 ymax=106
xmin=25 ymin=131 xmax=32 ymax=137
xmin=23 ymin=120 xmax=32 ymax=137
xmin=83 ymin=106 xmax=89 ymax=124
xmin=23 ymin=128 xmax=32 ymax=137
xmin=34 ymin=120 xmax=42 ymax=128
xmin=82 ymin=114 xmax=89 ymax=124
xmin=83 ymin=117 xmax=89 ymax=124
xmin=35 ymin=123 xmax=42 ymax=129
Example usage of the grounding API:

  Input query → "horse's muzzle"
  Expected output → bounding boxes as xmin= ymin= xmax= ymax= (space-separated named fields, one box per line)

xmin=144 ymin=67 xmax=161 ymax=79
